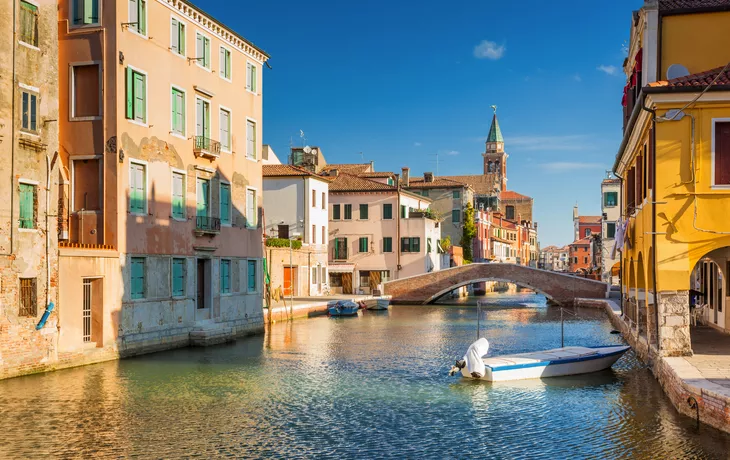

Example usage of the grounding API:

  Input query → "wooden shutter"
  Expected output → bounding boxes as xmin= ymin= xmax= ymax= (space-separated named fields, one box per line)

xmin=129 ymin=0 xmax=138 ymax=29
xmin=203 ymin=37 xmax=210 ymax=68
xmin=172 ymin=259 xmax=184 ymax=296
xmin=220 ymin=110 xmax=229 ymax=149
xmin=369 ymin=271 xmax=381 ymax=289
xmin=197 ymin=179 xmax=208 ymax=218
xmin=203 ymin=102 xmax=210 ymax=138
xmin=85 ymin=0 xmax=97 ymax=24
xmin=196 ymin=98 xmax=204 ymax=137
xmin=248 ymin=260 xmax=256 ymax=291
xmin=131 ymin=258 xmax=144 ymax=299
xmin=251 ymin=65 xmax=257 ymax=92
xmin=138 ymin=0 xmax=146 ymax=34
xmin=220 ymin=47 xmax=226 ymax=76
xmin=342 ymin=273 xmax=352 ymax=294
xmin=179 ymin=23 xmax=185 ymax=55
xmin=413 ymin=238 xmax=420 ymax=253
xmin=226 ymin=51 xmax=231 ymax=79
xmin=247 ymin=121 xmax=255 ymax=158
xmin=360 ymin=204 xmax=368 ymax=219
xmin=130 ymin=164 xmax=145 ymax=213
xmin=125 ymin=67 xmax=133 ymax=119
xmin=635 ymin=156 xmax=642 ymax=205
xmin=133 ymin=72 xmax=145 ymax=122
xmin=246 ymin=63 xmax=252 ymax=90
xmin=172 ymin=172 xmax=184 ymax=218
xmin=19 ymin=184 xmax=34 ymax=228
xmin=333 ymin=204 xmax=340 ymax=220
xmin=171 ymin=18 xmax=179 ymax=53
xmin=220 ymin=183 xmax=230 ymax=223
xmin=196 ymin=33 xmax=203 ymax=60
xmin=29 ymin=94 xmax=37 ymax=131
xmin=716 ymin=122 xmax=730 ymax=185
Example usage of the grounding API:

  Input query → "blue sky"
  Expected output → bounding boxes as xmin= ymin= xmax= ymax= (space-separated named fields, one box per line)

xmin=203 ymin=0 xmax=640 ymax=246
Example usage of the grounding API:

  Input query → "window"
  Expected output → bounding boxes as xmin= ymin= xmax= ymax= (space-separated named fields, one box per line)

xmin=219 ymin=46 xmax=231 ymax=80
xmin=505 ymin=205 xmax=515 ymax=220
xmin=195 ymin=32 xmax=210 ymax=68
xmin=332 ymin=204 xmax=341 ymax=220
xmin=246 ymin=188 xmax=257 ymax=227
xmin=453 ymin=190 xmax=461 ymax=199
xmin=715 ymin=121 xmax=730 ymax=185
xmin=312 ymin=267 xmax=317 ymax=284
xmin=383 ymin=237 xmax=393 ymax=253
xmin=604 ymin=191 xmax=618 ymax=207
xmin=312 ymin=189 xmax=316 ymax=208
xmin=247 ymin=260 xmax=257 ymax=292
xmin=219 ymin=108 xmax=231 ymax=151
xmin=312 ymin=224 xmax=316 ymax=244
xmin=128 ymin=0 xmax=147 ymax=35
xmin=344 ymin=204 xmax=352 ymax=220
xmin=383 ymin=204 xmax=393 ymax=220
xmin=172 ymin=258 xmax=185 ymax=296
xmin=170 ymin=17 xmax=185 ymax=55
xmin=322 ymin=226 xmax=326 ymax=245
xmin=247 ymin=120 xmax=256 ymax=159
xmin=220 ymin=259 xmax=231 ymax=294
xmin=400 ymin=205 xmax=407 ymax=218
xmin=172 ymin=171 xmax=185 ymax=219
xmin=130 ymin=257 xmax=145 ymax=299
xmin=246 ymin=62 xmax=257 ymax=92
xmin=401 ymin=237 xmax=420 ymax=253
xmin=72 ymin=159 xmax=101 ymax=212
xmin=421 ymin=190 xmax=429 ymax=197
xmin=20 ymin=1 xmax=38 ymax=47
xmin=359 ymin=271 xmax=370 ymax=289
xmin=584 ymin=257 xmax=588 ymax=264
xmin=322 ymin=192 xmax=326 ymax=210
xmin=278 ymin=224 xmax=289 ymax=239
xmin=71 ymin=64 xmax=101 ymax=119
xmin=584 ymin=228 xmax=590 ymax=238
xmin=334 ymin=237 xmax=348 ymax=259
xmin=359 ymin=237 xmax=368 ymax=253
xmin=452 ymin=209 xmax=461 ymax=223
xmin=129 ymin=162 xmax=146 ymax=214
xmin=220 ymin=182 xmax=231 ymax=225
xmin=72 ymin=0 xmax=99 ymax=26
xmin=21 ymin=90 xmax=38 ymax=133
xmin=19 ymin=278 xmax=36 ymax=317
xmin=360 ymin=204 xmax=368 ymax=220
xmin=171 ymin=87 xmax=185 ymax=135
xmin=125 ymin=67 xmax=146 ymax=123
xmin=196 ymin=178 xmax=211 ymax=224
xmin=387 ymin=178 xmax=394 ymax=186
xmin=427 ymin=238 xmax=432 ymax=253
xmin=18 ymin=183 xmax=36 ymax=229
xmin=606 ymin=222 xmax=616 ymax=239
xmin=195 ymin=97 xmax=210 ymax=140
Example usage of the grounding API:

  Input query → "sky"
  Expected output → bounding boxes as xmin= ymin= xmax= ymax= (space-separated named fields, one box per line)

xmin=201 ymin=0 xmax=642 ymax=247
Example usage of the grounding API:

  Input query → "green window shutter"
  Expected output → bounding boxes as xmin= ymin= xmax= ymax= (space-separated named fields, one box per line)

xmin=400 ymin=205 xmax=406 ymax=218
xmin=130 ymin=164 xmax=145 ymax=213
xmin=19 ymin=184 xmax=34 ymax=229
xmin=220 ymin=183 xmax=230 ymax=224
xmin=138 ymin=0 xmax=146 ymax=34
xmin=171 ymin=89 xmax=179 ymax=132
xmin=203 ymin=102 xmax=210 ymax=138
xmin=359 ymin=237 xmax=368 ymax=253
xmin=226 ymin=51 xmax=231 ymax=78
xmin=219 ymin=47 xmax=225 ymax=76
xmin=203 ymin=38 xmax=210 ymax=68
xmin=196 ymin=33 xmax=203 ymax=60
xmin=360 ymin=204 xmax=368 ymax=220
xmin=452 ymin=209 xmax=460 ymax=223
xmin=197 ymin=179 xmax=209 ymax=217
xmin=248 ymin=260 xmax=256 ymax=291
xmin=412 ymin=238 xmax=420 ymax=253
xmin=133 ymin=72 xmax=145 ymax=122
xmin=221 ymin=260 xmax=230 ymax=293
xmin=453 ymin=191 xmax=461 ymax=199
xmin=172 ymin=172 xmax=184 ymax=218
xmin=383 ymin=237 xmax=392 ymax=253
xmin=344 ymin=204 xmax=352 ymax=220
xmin=251 ymin=65 xmax=257 ymax=92
xmin=383 ymin=204 xmax=392 ymax=219
xmin=401 ymin=238 xmax=407 ymax=253
xmin=179 ymin=23 xmax=185 ymax=55
xmin=333 ymin=204 xmax=340 ymax=220
xmin=125 ymin=67 xmax=134 ymax=119
xmin=171 ymin=18 xmax=178 ymax=53
xmin=131 ymin=258 xmax=145 ymax=299
xmin=85 ymin=0 xmax=97 ymax=24
xmin=172 ymin=259 xmax=184 ymax=296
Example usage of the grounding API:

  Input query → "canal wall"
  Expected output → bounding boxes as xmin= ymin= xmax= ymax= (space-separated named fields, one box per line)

xmin=577 ymin=298 xmax=730 ymax=435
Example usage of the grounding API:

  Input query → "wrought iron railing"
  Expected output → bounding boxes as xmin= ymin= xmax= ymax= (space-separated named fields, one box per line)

xmin=196 ymin=216 xmax=221 ymax=233
xmin=194 ymin=136 xmax=221 ymax=156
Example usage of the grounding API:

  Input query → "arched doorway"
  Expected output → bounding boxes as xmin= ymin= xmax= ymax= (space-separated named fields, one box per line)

xmin=637 ymin=252 xmax=647 ymax=340
xmin=690 ymin=248 xmax=729 ymax=332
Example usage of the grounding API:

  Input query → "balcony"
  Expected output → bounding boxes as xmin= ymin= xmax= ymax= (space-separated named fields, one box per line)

xmin=195 ymin=216 xmax=220 ymax=235
xmin=193 ymin=136 xmax=221 ymax=160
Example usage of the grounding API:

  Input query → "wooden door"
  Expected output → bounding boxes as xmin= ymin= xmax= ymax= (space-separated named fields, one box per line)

xmin=369 ymin=271 xmax=381 ymax=290
xmin=342 ymin=273 xmax=353 ymax=294
xmin=283 ymin=267 xmax=294 ymax=296
xmin=197 ymin=259 xmax=206 ymax=309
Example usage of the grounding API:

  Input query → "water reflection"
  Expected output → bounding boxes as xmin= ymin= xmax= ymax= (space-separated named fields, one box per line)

xmin=1 ymin=293 xmax=729 ymax=458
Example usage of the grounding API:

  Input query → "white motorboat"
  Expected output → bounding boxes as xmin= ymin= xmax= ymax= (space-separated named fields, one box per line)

xmin=449 ymin=338 xmax=630 ymax=382
xmin=363 ymin=296 xmax=391 ymax=310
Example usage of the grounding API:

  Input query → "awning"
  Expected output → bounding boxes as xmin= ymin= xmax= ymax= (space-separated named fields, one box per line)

xmin=328 ymin=264 xmax=355 ymax=273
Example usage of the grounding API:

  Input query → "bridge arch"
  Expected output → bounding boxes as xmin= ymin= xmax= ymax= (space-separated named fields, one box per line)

xmin=383 ymin=263 xmax=609 ymax=306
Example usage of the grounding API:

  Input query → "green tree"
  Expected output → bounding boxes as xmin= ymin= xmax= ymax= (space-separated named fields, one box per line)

xmin=460 ymin=202 xmax=476 ymax=262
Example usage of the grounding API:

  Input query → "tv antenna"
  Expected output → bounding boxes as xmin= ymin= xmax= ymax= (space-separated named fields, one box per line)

xmin=299 ymin=129 xmax=306 ymax=147
xmin=429 ymin=153 xmax=440 ymax=176
xmin=356 ymin=151 xmax=364 ymax=162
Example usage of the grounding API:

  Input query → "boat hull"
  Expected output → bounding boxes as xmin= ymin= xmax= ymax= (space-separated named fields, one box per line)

xmin=460 ymin=346 xmax=629 ymax=381
xmin=365 ymin=298 xmax=390 ymax=310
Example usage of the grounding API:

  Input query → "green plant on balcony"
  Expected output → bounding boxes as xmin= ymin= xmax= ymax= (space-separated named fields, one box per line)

xmin=265 ymin=237 xmax=302 ymax=249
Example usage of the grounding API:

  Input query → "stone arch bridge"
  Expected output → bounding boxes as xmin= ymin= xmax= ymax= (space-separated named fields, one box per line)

xmin=383 ymin=264 xmax=609 ymax=306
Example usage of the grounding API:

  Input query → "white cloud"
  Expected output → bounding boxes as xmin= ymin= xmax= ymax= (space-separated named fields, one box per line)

xmin=573 ymin=74 xmax=582 ymax=82
xmin=446 ymin=150 xmax=459 ymax=156
xmin=414 ymin=142 xmax=422 ymax=147
xmin=473 ymin=40 xmax=505 ymax=60
xmin=597 ymin=65 xmax=619 ymax=76
xmin=539 ymin=162 xmax=605 ymax=173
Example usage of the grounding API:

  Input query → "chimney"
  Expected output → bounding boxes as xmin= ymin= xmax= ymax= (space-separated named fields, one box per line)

xmin=424 ymin=172 xmax=434 ymax=183
xmin=330 ymin=169 xmax=339 ymax=177
xmin=401 ymin=167 xmax=410 ymax=187
xmin=370 ymin=160 xmax=374 ymax=171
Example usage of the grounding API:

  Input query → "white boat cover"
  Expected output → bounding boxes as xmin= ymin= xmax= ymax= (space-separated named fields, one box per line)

xmin=483 ymin=346 xmax=599 ymax=369
xmin=464 ymin=338 xmax=490 ymax=378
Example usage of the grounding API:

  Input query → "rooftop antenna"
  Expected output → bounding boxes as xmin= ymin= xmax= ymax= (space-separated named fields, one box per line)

xmin=429 ymin=153 xmax=440 ymax=176
xmin=356 ymin=151 xmax=364 ymax=162
xmin=299 ymin=129 xmax=306 ymax=147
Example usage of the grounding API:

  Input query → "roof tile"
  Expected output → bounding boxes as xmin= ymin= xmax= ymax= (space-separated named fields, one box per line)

xmin=263 ymin=164 xmax=317 ymax=177
xmin=659 ymin=0 xmax=730 ymax=11
xmin=648 ymin=63 xmax=730 ymax=89
xmin=328 ymin=173 xmax=397 ymax=192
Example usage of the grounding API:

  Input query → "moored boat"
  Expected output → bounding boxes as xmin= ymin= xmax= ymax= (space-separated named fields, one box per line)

xmin=362 ymin=297 xmax=391 ymax=310
xmin=327 ymin=300 xmax=360 ymax=317
xmin=449 ymin=338 xmax=630 ymax=382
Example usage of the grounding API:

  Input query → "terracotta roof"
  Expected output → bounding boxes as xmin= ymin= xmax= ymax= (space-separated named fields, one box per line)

xmin=440 ymin=174 xmax=500 ymax=195
xmin=263 ymin=164 xmax=317 ymax=177
xmin=647 ymin=63 xmax=730 ymax=90
xmin=328 ymin=173 xmax=397 ymax=192
xmin=500 ymin=190 xmax=532 ymax=201
xmin=358 ymin=171 xmax=396 ymax=178
xmin=570 ymin=237 xmax=592 ymax=246
xmin=578 ymin=216 xmax=602 ymax=224
xmin=406 ymin=177 xmax=470 ymax=189
xmin=321 ymin=163 xmax=372 ymax=174
xmin=602 ymin=178 xmax=621 ymax=184
xmin=659 ymin=0 xmax=730 ymax=11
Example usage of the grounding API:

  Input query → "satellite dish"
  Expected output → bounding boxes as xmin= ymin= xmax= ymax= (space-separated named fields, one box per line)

xmin=667 ymin=63 xmax=690 ymax=80
xmin=664 ymin=109 xmax=685 ymax=121
xmin=311 ymin=148 xmax=318 ymax=155
xmin=303 ymin=146 xmax=312 ymax=154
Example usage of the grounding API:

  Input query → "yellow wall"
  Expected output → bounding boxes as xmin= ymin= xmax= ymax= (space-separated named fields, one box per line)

xmin=661 ymin=12 xmax=730 ymax=78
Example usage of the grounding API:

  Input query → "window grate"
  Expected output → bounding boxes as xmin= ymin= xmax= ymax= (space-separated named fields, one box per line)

xmin=83 ymin=279 xmax=92 ymax=342
xmin=19 ymin=278 xmax=36 ymax=317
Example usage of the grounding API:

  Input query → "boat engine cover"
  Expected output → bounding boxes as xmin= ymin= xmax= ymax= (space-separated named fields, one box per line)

xmin=464 ymin=338 xmax=489 ymax=378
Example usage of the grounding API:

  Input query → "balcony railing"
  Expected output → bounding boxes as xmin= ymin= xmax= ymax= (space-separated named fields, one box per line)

xmin=195 ymin=216 xmax=220 ymax=234
xmin=193 ymin=136 xmax=221 ymax=159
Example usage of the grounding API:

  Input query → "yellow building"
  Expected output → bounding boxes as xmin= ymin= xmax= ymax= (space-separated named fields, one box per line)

xmin=614 ymin=0 xmax=730 ymax=356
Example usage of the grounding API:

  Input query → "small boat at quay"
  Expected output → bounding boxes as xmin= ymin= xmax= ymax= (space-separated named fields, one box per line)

xmin=449 ymin=338 xmax=630 ymax=382
xmin=327 ymin=300 xmax=360 ymax=317
xmin=362 ymin=297 xmax=391 ymax=310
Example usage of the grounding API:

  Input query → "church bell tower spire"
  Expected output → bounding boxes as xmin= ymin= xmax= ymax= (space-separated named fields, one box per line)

xmin=482 ymin=105 xmax=508 ymax=192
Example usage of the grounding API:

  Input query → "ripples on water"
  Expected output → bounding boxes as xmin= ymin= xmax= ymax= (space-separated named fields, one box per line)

xmin=1 ymin=293 xmax=730 ymax=459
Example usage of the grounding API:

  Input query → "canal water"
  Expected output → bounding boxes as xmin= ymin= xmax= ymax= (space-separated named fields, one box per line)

xmin=2 ymin=293 xmax=730 ymax=459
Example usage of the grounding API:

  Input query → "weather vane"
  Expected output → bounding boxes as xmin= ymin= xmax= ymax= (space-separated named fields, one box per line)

xmin=491 ymin=105 xmax=498 ymax=114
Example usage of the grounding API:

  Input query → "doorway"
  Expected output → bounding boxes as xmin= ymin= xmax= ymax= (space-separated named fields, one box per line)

xmin=283 ymin=266 xmax=296 ymax=296
xmin=82 ymin=278 xmax=103 ymax=346
xmin=197 ymin=259 xmax=210 ymax=310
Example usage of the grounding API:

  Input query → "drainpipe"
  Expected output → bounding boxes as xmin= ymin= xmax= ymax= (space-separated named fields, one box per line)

xmin=641 ymin=97 xmax=660 ymax=350
xmin=3 ymin=0 xmax=17 ymax=257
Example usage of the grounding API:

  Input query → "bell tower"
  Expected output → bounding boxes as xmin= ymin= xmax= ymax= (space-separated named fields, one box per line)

xmin=482 ymin=105 xmax=508 ymax=192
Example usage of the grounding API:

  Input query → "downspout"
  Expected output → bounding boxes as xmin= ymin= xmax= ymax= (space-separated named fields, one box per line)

xmin=641 ymin=97 xmax=660 ymax=350
xmin=4 ymin=0 xmax=17 ymax=256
